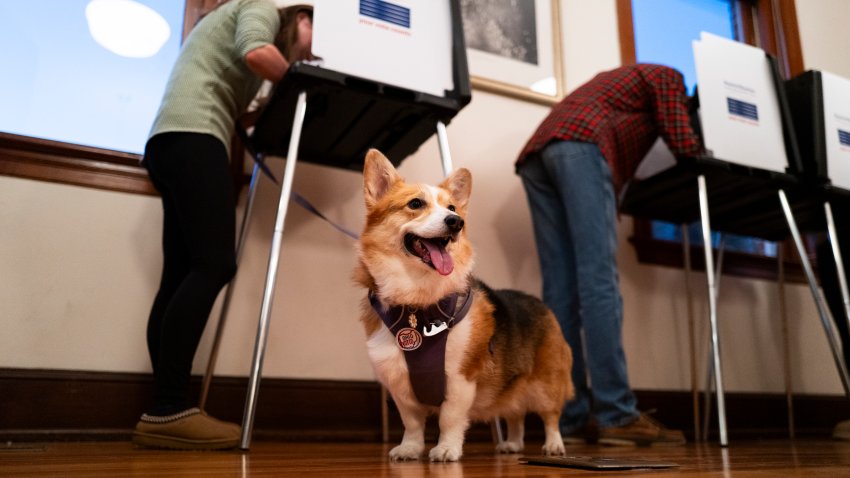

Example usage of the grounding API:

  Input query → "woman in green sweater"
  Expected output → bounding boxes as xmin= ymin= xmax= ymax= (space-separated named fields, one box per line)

xmin=133 ymin=0 xmax=313 ymax=450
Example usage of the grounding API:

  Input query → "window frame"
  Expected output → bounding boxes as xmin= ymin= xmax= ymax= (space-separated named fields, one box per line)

xmin=616 ymin=0 xmax=811 ymax=282
xmin=0 ymin=0 xmax=249 ymax=197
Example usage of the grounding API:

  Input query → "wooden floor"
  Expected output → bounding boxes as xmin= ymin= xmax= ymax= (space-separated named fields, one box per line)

xmin=3 ymin=439 xmax=850 ymax=477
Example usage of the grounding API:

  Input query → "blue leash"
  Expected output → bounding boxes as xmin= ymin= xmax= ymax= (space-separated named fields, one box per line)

xmin=291 ymin=191 xmax=360 ymax=240
xmin=237 ymin=125 xmax=360 ymax=241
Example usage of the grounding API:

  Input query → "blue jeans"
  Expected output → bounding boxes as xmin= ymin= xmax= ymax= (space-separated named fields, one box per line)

xmin=518 ymin=141 xmax=638 ymax=432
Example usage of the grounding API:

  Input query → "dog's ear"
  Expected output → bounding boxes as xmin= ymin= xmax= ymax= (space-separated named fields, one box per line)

xmin=363 ymin=149 xmax=402 ymax=208
xmin=440 ymin=167 xmax=472 ymax=211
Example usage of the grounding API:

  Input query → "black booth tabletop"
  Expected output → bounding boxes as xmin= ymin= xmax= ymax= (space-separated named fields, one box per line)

xmin=249 ymin=63 xmax=469 ymax=172
xmin=618 ymin=155 xmax=832 ymax=242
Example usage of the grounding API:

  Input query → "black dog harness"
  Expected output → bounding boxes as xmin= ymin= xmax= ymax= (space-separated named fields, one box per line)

xmin=369 ymin=289 xmax=474 ymax=406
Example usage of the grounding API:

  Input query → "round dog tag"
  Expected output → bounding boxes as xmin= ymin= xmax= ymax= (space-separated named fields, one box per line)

xmin=396 ymin=327 xmax=422 ymax=351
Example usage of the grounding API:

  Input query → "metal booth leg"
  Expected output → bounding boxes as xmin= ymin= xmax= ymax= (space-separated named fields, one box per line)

xmin=701 ymin=234 xmax=725 ymax=442
xmin=778 ymin=191 xmax=850 ymax=397
xmin=436 ymin=121 xmax=454 ymax=176
xmin=240 ymin=91 xmax=308 ymax=450
xmin=437 ymin=120 xmax=503 ymax=444
xmin=681 ymin=224 xmax=701 ymax=441
xmin=199 ymin=161 xmax=263 ymax=411
xmin=777 ymin=243 xmax=796 ymax=438
xmin=825 ymin=201 xmax=850 ymax=346
xmin=697 ymin=174 xmax=728 ymax=446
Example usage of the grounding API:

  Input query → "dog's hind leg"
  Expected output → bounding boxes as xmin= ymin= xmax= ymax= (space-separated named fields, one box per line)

xmin=539 ymin=410 xmax=566 ymax=456
xmin=494 ymin=415 xmax=525 ymax=454
xmin=389 ymin=401 xmax=428 ymax=461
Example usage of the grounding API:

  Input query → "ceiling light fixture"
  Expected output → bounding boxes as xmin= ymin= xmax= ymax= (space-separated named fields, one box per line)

xmin=85 ymin=0 xmax=171 ymax=58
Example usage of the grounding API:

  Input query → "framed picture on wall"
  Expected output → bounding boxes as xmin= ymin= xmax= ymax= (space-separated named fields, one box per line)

xmin=460 ymin=0 xmax=564 ymax=105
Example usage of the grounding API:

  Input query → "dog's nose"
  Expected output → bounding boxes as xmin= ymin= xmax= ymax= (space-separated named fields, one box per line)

xmin=444 ymin=214 xmax=464 ymax=232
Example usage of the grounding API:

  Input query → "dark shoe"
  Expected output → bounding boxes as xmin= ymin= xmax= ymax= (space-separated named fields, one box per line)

xmin=598 ymin=413 xmax=685 ymax=447
xmin=132 ymin=408 xmax=240 ymax=450
xmin=563 ymin=420 xmax=599 ymax=445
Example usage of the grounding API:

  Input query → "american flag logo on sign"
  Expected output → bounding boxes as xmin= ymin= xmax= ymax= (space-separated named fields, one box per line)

xmin=839 ymin=129 xmax=850 ymax=147
xmin=727 ymin=97 xmax=759 ymax=121
xmin=360 ymin=0 xmax=410 ymax=28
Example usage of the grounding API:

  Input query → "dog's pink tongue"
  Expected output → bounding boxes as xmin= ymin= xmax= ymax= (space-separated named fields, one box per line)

xmin=423 ymin=240 xmax=454 ymax=275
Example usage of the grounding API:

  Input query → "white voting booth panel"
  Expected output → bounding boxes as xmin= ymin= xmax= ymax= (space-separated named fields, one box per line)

xmin=822 ymin=71 xmax=850 ymax=191
xmin=312 ymin=0 xmax=454 ymax=97
xmin=249 ymin=0 xmax=470 ymax=170
xmin=693 ymin=32 xmax=788 ymax=173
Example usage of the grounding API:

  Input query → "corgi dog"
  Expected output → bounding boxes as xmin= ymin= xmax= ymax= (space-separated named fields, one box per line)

xmin=354 ymin=149 xmax=574 ymax=462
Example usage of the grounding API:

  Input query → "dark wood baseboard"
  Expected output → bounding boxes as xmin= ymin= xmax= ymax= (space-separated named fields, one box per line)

xmin=0 ymin=368 xmax=384 ymax=442
xmin=2 ymin=368 xmax=847 ymax=442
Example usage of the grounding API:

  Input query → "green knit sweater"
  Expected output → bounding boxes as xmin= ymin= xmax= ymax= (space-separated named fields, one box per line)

xmin=149 ymin=0 xmax=280 ymax=154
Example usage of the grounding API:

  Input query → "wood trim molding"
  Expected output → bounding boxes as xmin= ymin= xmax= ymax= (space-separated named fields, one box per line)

xmin=182 ymin=0 xmax=217 ymax=40
xmin=629 ymin=235 xmax=809 ymax=284
xmin=616 ymin=0 xmax=637 ymax=65
xmin=735 ymin=1 xmax=756 ymax=46
xmin=754 ymin=0 xmax=780 ymax=55
xmin=629 ymin=219 xmax=811 ymax=284
xmin=775 ymin=0 xmax=804 ymax=76
xmin=1 ymin=368 xmax=845 ymax=442
xmin=0 ymin=133 xmax=156 ymax=196
xmin=0 ymin=1 xmax=214 ymax=197
xmin=743 ymin=0 xmax=804 ymax=78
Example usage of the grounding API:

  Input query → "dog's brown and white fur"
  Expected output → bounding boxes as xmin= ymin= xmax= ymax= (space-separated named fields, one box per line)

xmin=354 ymin=149 xmax=574 ymax=462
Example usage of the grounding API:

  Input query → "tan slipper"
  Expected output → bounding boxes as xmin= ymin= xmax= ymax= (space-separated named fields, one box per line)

xmin=132 ymin=408 xmax=240 ymax=450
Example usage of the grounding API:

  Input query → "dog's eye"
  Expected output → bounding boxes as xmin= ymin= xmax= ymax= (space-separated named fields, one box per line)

xmin=407 ymin=198 xmax=424 ymax=209
xmin=447 ymin=205 xmax=456 ymax=212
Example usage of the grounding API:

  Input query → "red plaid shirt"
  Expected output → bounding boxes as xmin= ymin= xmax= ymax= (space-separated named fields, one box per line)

xmin=517 ymin=64 xmax=702 ymax=193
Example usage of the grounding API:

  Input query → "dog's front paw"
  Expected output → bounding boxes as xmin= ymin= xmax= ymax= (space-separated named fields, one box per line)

xmin=542 ymin=440 xmax=566 ymax=456
xmin=429 ymin=444 xmax=462 ymax=462
xmin=495 ymin=440 xmax=524 ymax=454
xmin=389 ymin=442 xmax=424 ymax=461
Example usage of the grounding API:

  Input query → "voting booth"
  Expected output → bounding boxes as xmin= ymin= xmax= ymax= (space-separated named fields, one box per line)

xmin=785 ymin=67 xmax=850 ymax=382
xmin=198 ymin=0 xmax=472 ymax=449
xmin=619 ymin=32 xmax=850 ymax=446
xmin=786 ymin=69 xmax=850 ymax=207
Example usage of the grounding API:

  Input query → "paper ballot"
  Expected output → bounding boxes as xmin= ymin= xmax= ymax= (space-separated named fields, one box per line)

xmin=311 ymin=0 xmax=454 ymax=97
xmin=821 ymin=71 xmax=850 ymax=190
xmin=634 ymin=137 xmax=677 ymax=180
xmin=693 ymin=32 xmax=788 ymax=173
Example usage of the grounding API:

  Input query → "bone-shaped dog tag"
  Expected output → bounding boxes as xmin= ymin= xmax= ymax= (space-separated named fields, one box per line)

xmin=423 ymin=321 xmax=448 ymax=337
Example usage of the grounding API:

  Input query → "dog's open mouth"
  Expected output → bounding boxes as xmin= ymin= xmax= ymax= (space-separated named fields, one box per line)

xmin=404 ymin=233 xmax=454 ymax=276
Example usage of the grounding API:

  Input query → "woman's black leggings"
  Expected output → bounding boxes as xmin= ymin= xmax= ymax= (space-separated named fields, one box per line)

xmin=143 ymin=132 xmax=237 ymax=413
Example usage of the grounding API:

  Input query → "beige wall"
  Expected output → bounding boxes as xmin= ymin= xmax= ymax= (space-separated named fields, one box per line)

xmin=795 ymin=0 xmax=850 ymax=79
xmin=1 ymin=0 xmax=848 ymax=396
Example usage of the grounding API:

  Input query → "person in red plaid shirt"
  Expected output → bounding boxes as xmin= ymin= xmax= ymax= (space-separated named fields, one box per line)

xmin=516 ymin=64 xmax=702 ymax=446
